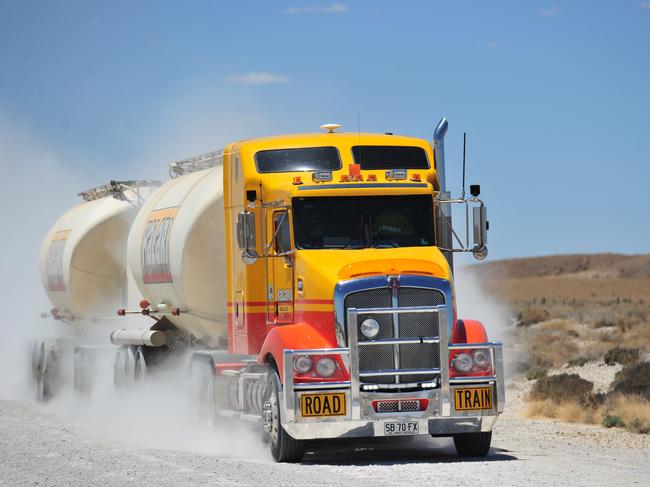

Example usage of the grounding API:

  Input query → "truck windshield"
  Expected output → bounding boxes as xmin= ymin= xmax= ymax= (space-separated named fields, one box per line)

xmin=292 ymin=195 xmax=433 ymax=249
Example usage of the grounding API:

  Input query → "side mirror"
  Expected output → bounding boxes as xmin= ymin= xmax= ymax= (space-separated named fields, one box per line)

xmin=237 ymin=211 xmax=258 ymax=265
xmin=472 ymin=206 xmax=488 ymax=260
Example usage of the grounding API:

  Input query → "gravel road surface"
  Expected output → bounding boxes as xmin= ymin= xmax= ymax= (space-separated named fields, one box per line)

xmin=1 ymin=394 xmax=649 ymax=487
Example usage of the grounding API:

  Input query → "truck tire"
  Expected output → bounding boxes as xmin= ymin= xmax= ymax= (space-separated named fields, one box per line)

xmin=189 ymin=357 xmax=218 ymax=425
xmin=265 ymin=370 xmax=305 ymax=463
xmin=453 ymin=431 xmax=492 ymax=457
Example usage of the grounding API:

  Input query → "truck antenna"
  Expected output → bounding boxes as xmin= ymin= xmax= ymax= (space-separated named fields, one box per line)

xmin=461 ymin=132 xmax=467 ymax=198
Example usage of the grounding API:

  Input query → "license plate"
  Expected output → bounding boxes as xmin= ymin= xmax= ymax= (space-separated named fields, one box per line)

xmin=454 ymin=386 xmax=493 ymax=411
xmin=384 ymin=421 xmax=419 ymax=436
xmin=300 ymin=392 xmax=346 ymax=417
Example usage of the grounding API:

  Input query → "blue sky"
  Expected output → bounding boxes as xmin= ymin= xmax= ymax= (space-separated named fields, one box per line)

xmin=1 ymin=0 xmax=649 ymax=261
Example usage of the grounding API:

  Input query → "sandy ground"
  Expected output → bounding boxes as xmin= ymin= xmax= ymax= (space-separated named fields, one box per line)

xmin=1 ymin=388 xmax=649 ymax=487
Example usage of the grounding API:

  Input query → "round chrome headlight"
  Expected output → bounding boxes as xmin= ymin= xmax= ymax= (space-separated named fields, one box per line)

xmin=360 ymin=318 xmax=380 ymax=339
xmin=453 ymin=353 xmax=474 ymax=373
xmin=293 ymin=355 xmax=312 ymax=374
xmin=316 ymin=357 xmax=336 ymax=377
xmin=472 ymin=349 xmax=491 ymax=369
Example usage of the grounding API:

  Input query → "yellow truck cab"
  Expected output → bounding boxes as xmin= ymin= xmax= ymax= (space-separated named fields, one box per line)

xmin=211 ymin=120 xmax=504 ymax=462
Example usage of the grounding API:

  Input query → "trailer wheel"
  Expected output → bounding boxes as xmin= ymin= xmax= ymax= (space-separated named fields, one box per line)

xmin=264 ymin=371 xmax=305 ymax=463
xmin=452 ymin=431 xmax=492 ymax=457
xmin=189 ymin=357 xmax=218 ymax=425
xmin=114 ymin=346 xmax=136 ymax=388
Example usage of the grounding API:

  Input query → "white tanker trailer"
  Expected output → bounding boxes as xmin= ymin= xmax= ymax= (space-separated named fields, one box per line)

xmin=34 ymin=180 xmax=159 ymax=399
xmin=110 ymin=151 xmax=229 ymax=383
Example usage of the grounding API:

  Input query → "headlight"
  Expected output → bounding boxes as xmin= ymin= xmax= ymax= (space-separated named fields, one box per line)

xmin=316 ymin=357 xmax=336 ymax=377
xmin=452 ymin=352 xmax=473 ymax=373
xmin=360 ymin=318 xmax=380 ymax=339
xmin=472 ymin=349 xmax=491 ymax=369
xmin=293 ymin=355 xmax=312 ymax=374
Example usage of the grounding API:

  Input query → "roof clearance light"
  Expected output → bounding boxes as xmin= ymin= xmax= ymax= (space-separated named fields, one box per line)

xmin=292 ymin=176 xmax=303 ymax=185
xmin=386 ymin=169 xmax=407 ymax=180
xmin=410 ymin=173 xmax=422 ymax=182
xmin=367 ymin=174 xmax=377 ymax=182
xmin=340 ymin=174 xmax=350 ymax=182
xmin=312 ymin=170 xmax=332 ymax=182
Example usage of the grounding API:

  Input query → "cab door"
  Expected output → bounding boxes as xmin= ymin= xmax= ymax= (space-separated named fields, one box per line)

xmin=270 ymin=210 xmax=294 ymax=324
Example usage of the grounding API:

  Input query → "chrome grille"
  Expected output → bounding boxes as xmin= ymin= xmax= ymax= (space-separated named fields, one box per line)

xmin=345 ymin=285 xmax=445 ymax=385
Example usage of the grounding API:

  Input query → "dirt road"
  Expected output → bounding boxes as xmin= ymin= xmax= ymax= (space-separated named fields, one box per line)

xmin=1 ymin=394 xmax=649 ymax=487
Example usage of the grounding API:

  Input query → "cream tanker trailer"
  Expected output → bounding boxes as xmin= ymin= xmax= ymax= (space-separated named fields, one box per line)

xmin=113 ymin=120 xmax=505 ymax=462
xmin=35 ymin=180 xmax=159 ymax=399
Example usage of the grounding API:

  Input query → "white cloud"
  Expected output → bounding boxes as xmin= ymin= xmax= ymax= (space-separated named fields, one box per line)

xmin=487 ymin=41 xmax=498 ymax=49
xmin=226 ymin=72 xmax=289 ymax=85
xmin=284 ymin=3 xmax=349 ymax=14
xmin=640 ymin=2 xmax=650 ymax=8
xmin=539 ymin=5 xmax=559 ymax=16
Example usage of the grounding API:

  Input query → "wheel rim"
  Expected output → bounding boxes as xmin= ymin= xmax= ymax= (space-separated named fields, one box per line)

xmin=269 ymin=383 xmax=280 ymax=446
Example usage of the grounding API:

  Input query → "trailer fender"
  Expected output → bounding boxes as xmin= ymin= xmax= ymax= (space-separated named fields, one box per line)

xmin=452 ymin=319 xmax=488 ymax=344
xmin=258 ymin=324 xmax=333 ymax=381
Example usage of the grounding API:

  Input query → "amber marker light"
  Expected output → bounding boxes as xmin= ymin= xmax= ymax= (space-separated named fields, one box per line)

xmin=292 ymin=176 xmax=303 ymax=185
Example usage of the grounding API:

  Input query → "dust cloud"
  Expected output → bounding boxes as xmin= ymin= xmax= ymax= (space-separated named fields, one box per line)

xmin=453 ymin=264 xmax=517 ymax=375
xmin=0 ymin=109 xmax=268 ymax=460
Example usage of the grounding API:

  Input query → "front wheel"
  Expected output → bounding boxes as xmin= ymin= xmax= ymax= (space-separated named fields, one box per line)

xmin=263 ymin=370 xmax=305 ymax=463
xmin=452 ymin=431 xmax=492 ymax=457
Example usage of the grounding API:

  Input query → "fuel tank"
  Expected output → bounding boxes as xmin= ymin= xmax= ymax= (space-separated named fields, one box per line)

xmin=39 ymin=189 xmax=140 ymax=321
xmin=127 ymin=165 xmax=227 ymax=346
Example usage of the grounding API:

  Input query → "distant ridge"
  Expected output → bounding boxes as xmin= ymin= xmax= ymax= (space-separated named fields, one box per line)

xmin=472 ymin=253 xmax=650 ymax=279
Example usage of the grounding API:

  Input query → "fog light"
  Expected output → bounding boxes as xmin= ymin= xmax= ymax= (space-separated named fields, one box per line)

xmin=472 ymin=349 xmax=491 ymax=369
xmin=316 ymin=358 xmax=336 ymax=377
xmin=452 ymin=352 xmax=473 ymax=373
xmin=360 ymin=318 xmax=380 ymax=338
xmin=293 ymin=355 xmax=312 ymax=373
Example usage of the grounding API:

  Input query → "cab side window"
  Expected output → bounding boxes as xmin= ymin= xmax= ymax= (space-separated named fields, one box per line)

xmin=273 ymin=211 xmax=291 ymax=254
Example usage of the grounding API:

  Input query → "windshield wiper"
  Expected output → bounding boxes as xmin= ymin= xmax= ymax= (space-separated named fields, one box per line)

xmin=341 ymin=220 xmax=365 ymax=249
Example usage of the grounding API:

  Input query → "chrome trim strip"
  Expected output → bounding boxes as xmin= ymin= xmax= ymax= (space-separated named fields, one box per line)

xmin=359 ymin=368 xmax=441 ymax=378
xmin=449 ymin=376 xmax=497 ymax=384
xmin=294 ymin=381 xmax=351 ymax=390
xmin=347 ymin=308 xmax=361 ymax=420
xmin=283 ymin=349 xmax=295 ymax=423
xmin=356 ymin=305 xmax=440 ymax=315
xmin=359 ymin=337 xmax=440 ymax=346
xmin=390 ymin=277 xmax=400 ymax=383
xmin=495 ymin=342 xmax=505 ymax=413
xmin=439 ymin=307 xmax=450 ymax=416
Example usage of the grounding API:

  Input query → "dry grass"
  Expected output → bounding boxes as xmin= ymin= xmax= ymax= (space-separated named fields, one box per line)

xmin=526 ymin=399 xmax=600 ymax=424
xmin=603 ymin=395 xmax=650 ymax=434
xmin=526 ymin=394 xmax=650 ymax=434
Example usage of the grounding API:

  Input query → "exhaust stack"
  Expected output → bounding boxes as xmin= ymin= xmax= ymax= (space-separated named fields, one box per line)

xmin=433 ymin=118 xmax=454 ymax=272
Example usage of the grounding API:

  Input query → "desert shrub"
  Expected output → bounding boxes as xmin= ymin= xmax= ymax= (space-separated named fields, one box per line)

xmin=602 ymin=394 xmax=650 ymax=434
xmin=567 ymin=356 xmax=589 ymax=367
xmin=604 ymin=347 xmax=640 ymax=366
xmin=517 ymin=307 xmax=550 ymax=327
xmin=611 ymin=362 xmax=650 ymax=400
xmin=602 ymin=415 xmax=625 ymax=428
xmin=526 ymin=367 xmax=548 ymax=381
xmin=530 ymin=373 xmax=594 ymax=403
xmin=593 ymin=318 xmax=617 ymax=328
